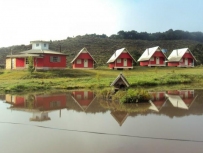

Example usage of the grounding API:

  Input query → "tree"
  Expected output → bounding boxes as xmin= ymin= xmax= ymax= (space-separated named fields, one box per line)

xmin=28 ymin=56 xmax=35 ymax=74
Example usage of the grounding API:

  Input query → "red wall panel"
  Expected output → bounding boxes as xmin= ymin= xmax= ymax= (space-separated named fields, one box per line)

xmin=16 ymin=58 xmax=25 ymax=67
xmin=34 ymin=54 xmax=66 ymax=68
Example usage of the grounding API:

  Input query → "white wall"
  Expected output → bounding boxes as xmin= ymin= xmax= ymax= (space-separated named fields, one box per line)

xmin=32 ymin=42 xmax=49 ymax=50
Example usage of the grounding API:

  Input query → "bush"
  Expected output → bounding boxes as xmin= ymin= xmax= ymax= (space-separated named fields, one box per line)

xmin=112 ymin=88 xmax=151 ymax=103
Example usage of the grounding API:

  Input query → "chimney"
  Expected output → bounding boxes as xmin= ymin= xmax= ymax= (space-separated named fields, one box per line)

xmin=176 ymin=49 xmax=178 ymax=56
xmin=147 ymin=48 xmax=149 ymax=55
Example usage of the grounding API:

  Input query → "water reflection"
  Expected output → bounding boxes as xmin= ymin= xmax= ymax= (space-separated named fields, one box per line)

xmin=2 ymin=89 xmax=203 ymax=123
xmin=1 ymin=90 xmax=203 ymax=153
xmin=71 ymin=90 xmax=96 ymax=111
xmin=5 ymin=93 xmax=68 ymax=121
xmin=165 ymin=90 xmax=196 ymax=109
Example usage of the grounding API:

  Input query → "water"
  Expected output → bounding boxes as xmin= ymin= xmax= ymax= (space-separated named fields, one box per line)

xmin=0 ymin=90 xmax=203 ymax=153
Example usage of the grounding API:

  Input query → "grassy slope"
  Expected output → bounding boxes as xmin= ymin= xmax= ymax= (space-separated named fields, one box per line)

xmin=0 ymin=67 xmax=203 ymax=93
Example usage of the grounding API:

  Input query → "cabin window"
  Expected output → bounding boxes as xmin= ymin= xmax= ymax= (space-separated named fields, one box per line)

xmin=50 ymin=101 xmax=60 ymax=107
xmin=76 ymin=95 xmax=82 ymax=99
xmin=150 ymin=57 xmax=154 ymax=61
xmin=76 ymin=59 xmax=81 ymax=64
xmin=36 ymin=44 xmax=39 ymax=47
xmin=117 ymin=58 xmax=121 ymax=63
xmin=50 ymin=56 xmax=61 ymax=62
xmin=44 ymin=43 xmax=46 ymax=47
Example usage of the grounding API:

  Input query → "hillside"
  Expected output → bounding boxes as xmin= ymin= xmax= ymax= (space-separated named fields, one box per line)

xmin=0 ymin=35 xmax=203 ymax=66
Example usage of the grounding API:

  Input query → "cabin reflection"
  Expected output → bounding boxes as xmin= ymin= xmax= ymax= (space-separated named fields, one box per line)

xmin=5 ymin=93 xmax=68 ymax=121
xmin=149 ymin=91 xmax=167 ymax=112
xmin=2 ymin=89 xmax=203 ymax=125
xmin=71 ymin=90 xmax=96 ymax=111
xmin=165 ymin=90 xmax=196 ymax=110
xmin=30 ymin=112 xmax=51 ymax=121
xmin=111 ymin=111 xmax=129 ymax=126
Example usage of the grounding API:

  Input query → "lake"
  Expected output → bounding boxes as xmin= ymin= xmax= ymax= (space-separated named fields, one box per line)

xmin=0 ymin=89 xmax=203 ymax=153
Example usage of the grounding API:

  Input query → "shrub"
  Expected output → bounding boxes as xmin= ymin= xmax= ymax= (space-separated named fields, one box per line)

xmin=112 ymin=88 xmax=151 ymax=103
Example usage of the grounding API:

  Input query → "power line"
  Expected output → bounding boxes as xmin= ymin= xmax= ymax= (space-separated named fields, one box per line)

xmin=1 ymin=121 xmax=203 ymax=143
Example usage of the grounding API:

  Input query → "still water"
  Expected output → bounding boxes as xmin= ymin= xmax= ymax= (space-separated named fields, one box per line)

xmin=0 ymin=90 xmax=203 ymax=153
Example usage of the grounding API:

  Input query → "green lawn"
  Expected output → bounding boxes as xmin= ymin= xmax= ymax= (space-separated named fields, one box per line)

xmin=0 ymin=66 xmax=203 ymax=93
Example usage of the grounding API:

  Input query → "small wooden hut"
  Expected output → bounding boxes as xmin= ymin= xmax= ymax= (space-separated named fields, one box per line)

xmin=110 ymin=73 xmax=130 ymax=91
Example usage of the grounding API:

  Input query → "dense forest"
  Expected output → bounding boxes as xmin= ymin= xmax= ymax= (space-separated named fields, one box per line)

xmin=0 ymin=29 xmax=203 ymax=67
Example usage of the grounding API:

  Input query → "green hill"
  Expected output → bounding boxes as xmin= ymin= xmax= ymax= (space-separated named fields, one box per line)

xmin=0 ymin=35 xmax=203 ymax=67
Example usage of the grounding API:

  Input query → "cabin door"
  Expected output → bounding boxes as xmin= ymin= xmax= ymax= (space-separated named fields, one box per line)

xmin=124 ymin=59 xmax=127 ymax=66
xmin=84 ymin=59 xmax=88 ymax=67
xmin=84 ymin=91 xmax=88 ymax=99
xmin=185 ymin=58 xmax=188 ymax=66
xmin=156 ymin=57 xmax=160 ymax=64
xmin=11 ymin=58 xmax=15 ymax=69
xmin=25 ymin=58 xmax=29 ymax=68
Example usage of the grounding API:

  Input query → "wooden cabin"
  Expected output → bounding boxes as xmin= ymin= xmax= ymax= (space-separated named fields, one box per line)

xmin=70 ymin=48 xmax=96 ymax=69
xmin=137 ymin=46 xmax=167 ymax=66
xmin=107 ymin=48 xmax=136 ymax=69
xmin=167 ymin=48 xmax=196 ymax=67
xmin=6 ymin=40 xmax=67 ymax=70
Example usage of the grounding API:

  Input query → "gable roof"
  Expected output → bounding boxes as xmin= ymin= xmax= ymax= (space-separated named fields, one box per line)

xmin=20 ymin=49 xmax=66 ymax=55
xmin=167 ymin=48 xmax=197 ymax=62
xmin=137 ymin=46 xmax=167 ymax=62
xmin=107 ymin=48 xmax=136 ymax=63
xmin=110 ymin=73 xmax=130 ymax=87
xmin=70 ymin=47 xmax=96 ymax=63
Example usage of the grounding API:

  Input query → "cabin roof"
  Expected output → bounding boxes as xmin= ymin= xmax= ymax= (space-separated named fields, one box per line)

xmin=111 ymin=111 xmax=129 ymax=126
xmin=167 ymin=48 xmax=197 ymax=62
xmin=110 ymin=73 xmax=130 ymax=87
xmin=107 ymin=48 xmax=136 ymax=63
xmin=70 ymin=47 xmax=96 ymax=63
xmin=30 ymin=40 xmax=49 ymax=44
xmin=6 ymin=53 xmax=42 ymax=58
xmin=137 ymin=46 xmax=167 ymax=62
xmin=20 ymin=49 xmax=66 ymax=55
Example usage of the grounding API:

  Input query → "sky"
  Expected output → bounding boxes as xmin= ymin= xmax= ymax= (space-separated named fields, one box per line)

xmin=0 ymin=0 xmax=203 ymax=48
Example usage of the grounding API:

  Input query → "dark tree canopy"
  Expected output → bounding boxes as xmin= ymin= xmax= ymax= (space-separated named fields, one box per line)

xmin=110 ymin=29 xmax=203 ymax=42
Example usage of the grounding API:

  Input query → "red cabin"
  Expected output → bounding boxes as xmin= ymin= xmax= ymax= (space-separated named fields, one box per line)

xmin=6 ymin=40 xmax=67 ymax=70
xmin=167 ymin=48 xmax=196 ymax=67
xmin=138 ymin=46 xmax=167 ymax=66
xmin=70 ymin=48 xmax=96 ymax=69
xmin=107 ymin=48 xmax=136 ymax=69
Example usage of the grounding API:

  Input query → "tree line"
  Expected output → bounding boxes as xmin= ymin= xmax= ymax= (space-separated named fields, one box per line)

xmin=81 ymin=29 xmax=203 ymax=42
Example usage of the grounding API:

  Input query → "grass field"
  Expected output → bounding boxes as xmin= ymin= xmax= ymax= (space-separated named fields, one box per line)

xmin=0 ymin=66 xmax=203 ymax=93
